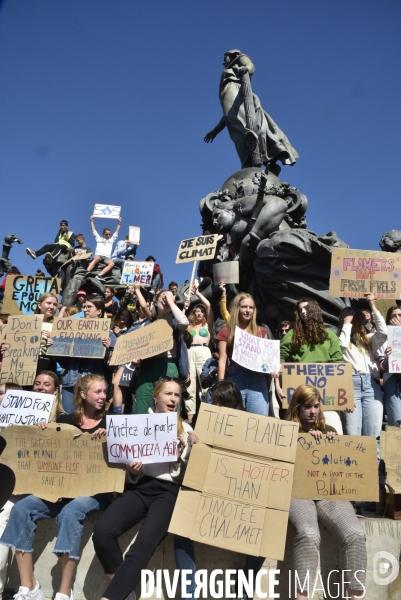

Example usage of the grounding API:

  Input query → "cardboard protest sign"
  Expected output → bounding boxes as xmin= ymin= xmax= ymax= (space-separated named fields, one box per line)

xmin=109 ymin=320 xmax=173 ymax=366
xmin=381 ymin=426 xmax=401 ymax=494
xmin=232 ymin=327 xmax=280 ymax=374
xmin=169 ymin=404 xmax=298 ymax=559
xmin=93 ymin=204 xmax=121 ymax=219
xmin=330 ymin=247 xmax=401 ymax=299
xmin=47 ymin=318 xmax=110 ymax=358
xmin=0 ymin=424 xmax=125 ymax=502
xmin=387 ymin=326 xmax=401 ymax=374
xmin=176 ymin=234 xmax=218 ymax=264
xmin=0 ymin=315 xmax=43 ymax=386
xmin=120 ymin=261 xmax=154 ymax=286
xmin=3 ymin=275 xmax=61 ymax=315
xmin=292 ymin=434 xmax=378 ymax=501
xmin=129 ymin=226 xmax=140 ymax=245
xmin=0 ymin=390 xmax=55 ymax=427
xmin=106 ymin=413 xmax=178 ymax=465
xmin=281 ymin=363 xmax=354 ymax=411
xmin=62 ymin=252 xmax=92 ymax=269
xmin=213 ymin=261 xmax=239 ymax=285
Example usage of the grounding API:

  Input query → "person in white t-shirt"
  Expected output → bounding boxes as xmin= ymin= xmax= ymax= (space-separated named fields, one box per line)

xmin=87 ymin=215 xmax=121 ymax=282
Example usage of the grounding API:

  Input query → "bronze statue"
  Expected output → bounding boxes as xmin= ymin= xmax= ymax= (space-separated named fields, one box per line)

xmin=204 ymin=50 xmax=298 ymax=171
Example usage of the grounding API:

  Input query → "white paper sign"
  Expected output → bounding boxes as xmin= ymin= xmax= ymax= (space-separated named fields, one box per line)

xmin=120 ymin=261 xmax=154 ymax=286
xmin=388 ymin=326 xmax=401 ymax=374
xmin=232 ymin=327 xmax=280 ymax=374
xmin=93 ymin=204 xmax=121 ymax=219
xmin=129 ymin=226 xmax=140 ymax=245
xmin=0 ymin=390 xmax=56 ymax=427
xmin=106 ymin=413 xmax=178 ymax=465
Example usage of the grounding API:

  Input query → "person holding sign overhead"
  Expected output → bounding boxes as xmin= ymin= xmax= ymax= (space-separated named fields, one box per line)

xmin=377 ymin=306 xmax=401 ymax=425
xmin=338 ymin=293 xmax=386 ymax=439
xmin=286 ymin=384 xmax=366 ymax=600
xmin=93 ymin=378 xmax=193 ymax=600
xmin=215 ymin=292 xmax=270 ymax=415
xmin=0 ymin=374 xmax=110 ymax=600
xmin=87 ymin=215 xmax=122 ymax=282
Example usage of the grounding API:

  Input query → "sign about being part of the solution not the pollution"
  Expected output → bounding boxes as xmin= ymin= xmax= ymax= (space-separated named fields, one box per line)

xmin=291 ymin=434 xmax=378 ymax=501
xmin=2 ymin=275 xmax=61 ymax=315
xmin=120 ymin=261 xmax=154 ymax=286
xmin=176 ymin=234 xmax=218 ymax=264
xmin=106 ymin=413 xmax=178 ymax=465
xmin=47 ymin=318 xmax=110 ymax=358
xmin=0 ymin=315 xmax=43 ymax=387
xmin=0 ymin=390 xmax=56 ymax=427
xmin=329 ymin=247 xmax=401 ymax=299
xmin=281 ymin=363 xmax=354 ymax=411
xmin=232 ymin=327 xmax=280 ymax=374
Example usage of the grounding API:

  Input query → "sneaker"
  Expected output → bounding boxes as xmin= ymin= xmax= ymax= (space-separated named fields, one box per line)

xmin=14 ymin=581 xmax=43 ymax=600
xmin=95 ymin=275 xmax=105 ymax=282
xmin=26 ymin=248 xmax=36 ymax=259
xmin=54 ymin=591 xmax=74 ymax=600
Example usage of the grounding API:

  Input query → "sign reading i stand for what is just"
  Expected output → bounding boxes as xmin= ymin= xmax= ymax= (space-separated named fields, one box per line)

xmin=329 ymin=247 xmax=401 ymax=299
xmin=232 ymin=327 xmax=280 ymax=373
xmin=106 ymin=413 xmax=178 ymax=465
xmin=281 ymin=363 xmax=354 ymax=411
xmin=0 ymin=315 xmax=43 ymax=386
xmin=387 ymin=326 xmax=401 ymax=373
xmin=176 ymin=234 xmax=218 ymax=264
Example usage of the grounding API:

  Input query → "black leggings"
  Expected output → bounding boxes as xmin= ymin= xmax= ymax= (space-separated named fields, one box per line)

xmin=93 ymin=476 xmax=179 ymax=600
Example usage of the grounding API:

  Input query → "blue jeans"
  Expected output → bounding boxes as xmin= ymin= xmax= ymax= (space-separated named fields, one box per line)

xmin=226 ymin=364 xmax=269 ymax=416
xmin=174 ymin=536 xmax=196 ymax=599
xmin=341 ymin=374 xmax=383 ymax=437
xmin=384 ymin=374 xmax=401 ymax=425
xmin=0 ymin=493 xmax=110 ymax=560
xmin=62 ymin=386 xmax=75 ymax=414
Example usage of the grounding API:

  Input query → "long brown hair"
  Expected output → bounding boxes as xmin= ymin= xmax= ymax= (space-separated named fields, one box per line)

xmin=338 ymin=308 xmax=370 ymax=353
xmin=286 ymin=384 xmax=326 ymax=431
xmin=72 ymin=374 xmax=106 ymax=426
xmin=292 ymin=298 xmax=328 ymax=348
xmin=188 ymin=304 xmax=207 ymax=327
xmin=386 ymin=305 xmax=401 ymax=325
xmin=153 ymin=379 xmax=185 ymax=439
xmin=227 ymin=293 xmax=258 ymax=347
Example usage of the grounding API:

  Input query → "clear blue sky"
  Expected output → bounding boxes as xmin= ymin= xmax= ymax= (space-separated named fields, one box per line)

xmin=1 ymin=0 xmax=400 ymax=286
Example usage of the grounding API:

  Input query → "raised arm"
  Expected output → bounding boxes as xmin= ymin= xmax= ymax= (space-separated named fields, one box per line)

xmin=165 ymin=291 xmax=189 ymax=331
xmin=134 ymin=284 xmax=152 ymax=320
xmin=115 ymin=216 xmax=122 ymax=235
xmin=193 ymin=283 xmax=213 ymax=327
xmin=90 ymin=215 xmax=97 ymax=238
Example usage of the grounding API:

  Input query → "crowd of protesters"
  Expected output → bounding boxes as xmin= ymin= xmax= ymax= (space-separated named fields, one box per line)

xmin=0 ymin=215 xmax=399 ymax=600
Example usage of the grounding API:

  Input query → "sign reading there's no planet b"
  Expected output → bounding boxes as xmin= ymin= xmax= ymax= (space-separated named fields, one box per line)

xmin=232 ymin=327 xmax=280 ymax=374
xmin=176 ymin=234 xmax=218 ymax=264
xmin=213 ymin=261 xmax=239 ymax=285
xmin=93 ymin=204 xmax=121 ymax=219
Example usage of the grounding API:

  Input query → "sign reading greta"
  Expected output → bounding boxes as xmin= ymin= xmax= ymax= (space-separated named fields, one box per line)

xmin=176 ymin=234 xmax=218 ymax=264
xmin=3 ymin=275 xmax=60 ymax=315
